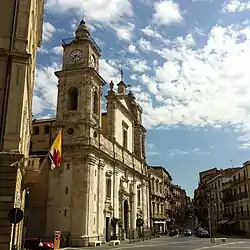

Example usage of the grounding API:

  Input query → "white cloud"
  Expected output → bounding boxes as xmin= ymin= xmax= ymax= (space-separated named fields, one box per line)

xmin=128 ymin=45 xmax=138 ymax=54
xmin=51 ymin=46 xmax=63 ymax=55
xmin=152 ymin=0 xmax=183 ymax=26
xmin=147 ymin=143 xmax=156 ymax=149
xmin=43 ymin=22 xmax=56 ymax=42
xmin=141 ymin=26 xmax=163 ymax=40
xmin=33 ymin=63 xmax=60 ymax=116
xmin=99 ymin=59 xmax=120 ymax=82
xmin=167 ymin=149 xmax=187 ymax=157
xmin=37 ymin=47 xmax=48 ymax=54
xmin=45 ymin=0 xmax=133 ymax=24
xmin=138 ymin=37 xmax=153 ymax=52
xmin=147 ymin=151 xmax=160 ymax=156
xmin=222 ymin=0 xmax=250 ymax=13
xmin=128 ymin=59 xmax=150 ymax=72
xmin=114 ymin=23 xmax=135 ymax=41
xmin=134 ymin=22 xmax=250 ymax=148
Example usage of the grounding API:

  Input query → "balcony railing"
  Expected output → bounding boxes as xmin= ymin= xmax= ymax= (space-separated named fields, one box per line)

xmin=231 ymin=176 xmax=247 ymax=186
xmin=223 ymin=211 xmax=250 ymax=219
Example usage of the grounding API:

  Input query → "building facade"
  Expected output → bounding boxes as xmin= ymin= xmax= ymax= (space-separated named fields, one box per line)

xmin=148 ymin=166 xmax=172 ymax=233
xmin=206 ymin=168 xmax=237 ymax=233
xmin=221 ymin=162 xmax=250 ymax=234
xmin=0 ymin=1 xmax=44 ymax=249
xmin=26 ymin=20 xmax=150 ymax=247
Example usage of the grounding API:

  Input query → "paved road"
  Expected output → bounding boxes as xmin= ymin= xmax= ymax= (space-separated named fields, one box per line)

xmin=62 ymin=236 xmax=250 ymax=250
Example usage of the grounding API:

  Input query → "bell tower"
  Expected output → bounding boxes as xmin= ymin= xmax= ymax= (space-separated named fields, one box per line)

xmin=54 ymin=20 xmax=106 ymax=145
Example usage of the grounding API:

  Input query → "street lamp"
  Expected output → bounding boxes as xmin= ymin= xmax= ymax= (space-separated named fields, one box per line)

xmin=208 ymin=205 xmax=212 ymax=240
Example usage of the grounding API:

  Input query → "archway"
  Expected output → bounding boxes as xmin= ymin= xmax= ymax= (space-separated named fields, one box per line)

xmin=124 ymin=200 xmax=129 ymax=238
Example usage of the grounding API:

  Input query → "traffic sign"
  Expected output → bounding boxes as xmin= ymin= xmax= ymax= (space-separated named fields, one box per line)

xmin=8 ymin=208 xmax=24 ymax=224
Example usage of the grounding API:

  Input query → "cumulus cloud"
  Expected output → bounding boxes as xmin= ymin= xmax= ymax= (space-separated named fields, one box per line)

xmin=152 ymin=0 xmax=183 ymax=26
xmin=222 ymin=0 xmax=250 ymax=13
xmin=43 ymin=22 xmax=56 ymax=42
xmin=132 ymin=21 xmax=250 ymax=147
xmin=45 ymin=0 xmax=133 ymax=24
xmin=128 ymin=45 xmax=138 ymax=54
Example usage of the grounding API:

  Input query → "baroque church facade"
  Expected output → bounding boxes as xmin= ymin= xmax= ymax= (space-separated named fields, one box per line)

xmin=29 ymin=20 xmax=150 ymax=246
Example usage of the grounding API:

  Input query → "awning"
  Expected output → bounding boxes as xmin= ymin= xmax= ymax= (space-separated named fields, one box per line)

xmin=217 ymin=220 xmax=228 ymax=225
xmin=154 ymin=220 xmax=166 ymax=224
xmin=226 ymin=219 xmax=238 ymax=225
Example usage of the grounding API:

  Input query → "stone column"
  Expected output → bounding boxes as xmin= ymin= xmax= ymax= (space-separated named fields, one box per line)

xmin=97 ymin=159 xmax=105 ymax=239
xmin=141 ymin=181 xmax=147 ymax=223
xmin=113 ymin=170 xmax=119 ymax=218
xmin=146 ymin=182 xmax=150 ymax=228
xmin=132 ymin=181 xmax=137 ymax=230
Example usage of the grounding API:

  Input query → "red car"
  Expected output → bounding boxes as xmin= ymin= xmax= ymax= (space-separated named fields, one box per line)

xmin=24 ymin=238 xmax=54 ymax=250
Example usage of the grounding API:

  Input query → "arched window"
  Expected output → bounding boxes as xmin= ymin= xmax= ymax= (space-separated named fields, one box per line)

xmin=93 ymin=90 xmax=98 ymax=115
xmin=67 ymin=87 xmax=78 ymax=110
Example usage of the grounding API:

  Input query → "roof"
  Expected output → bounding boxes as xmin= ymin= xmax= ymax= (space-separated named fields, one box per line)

xmin=32 ymin=118 xmax=56 ymax=124
xmin=149 ymin=166 xmax=172 ymax=181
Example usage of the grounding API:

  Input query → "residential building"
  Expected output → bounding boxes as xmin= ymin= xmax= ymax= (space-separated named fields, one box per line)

xmin=193 ymin=168 xmax=221 ymax=227
xmin=0 ymin=1 xmax=44 ymax=249
xmin=221 ymin=162 xmax=250 ymax=234
xmin=25 ymin=20 xmax=150 ymax=247
xmin=206 ymin=168 xmax=238 ymax=233
xmin=148 ymin=166 xmax=172 ymax=233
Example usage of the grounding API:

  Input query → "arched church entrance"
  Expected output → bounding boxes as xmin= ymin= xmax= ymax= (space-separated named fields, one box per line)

xmin=124 ymin=200 xmax=129 ymax=238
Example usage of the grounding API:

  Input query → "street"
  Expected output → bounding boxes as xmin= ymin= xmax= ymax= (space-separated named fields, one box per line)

xmin=62 ymin=236 xmax=250 ymax=250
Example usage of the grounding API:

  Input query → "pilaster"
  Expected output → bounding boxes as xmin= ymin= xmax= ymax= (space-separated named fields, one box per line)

xmin=113 ymin=170 xmax=119 ymax=218
xmin=87 ymin=154 xmax=98 ymax=236
xmin=97 ymin=159 xmax=105 ymax=238
xmin=132 ymin=180 xmax=137 ymax=229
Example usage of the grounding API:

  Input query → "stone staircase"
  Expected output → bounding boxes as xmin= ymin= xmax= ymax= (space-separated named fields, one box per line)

xmin=0 ymin=164 xmax=17 ymax=250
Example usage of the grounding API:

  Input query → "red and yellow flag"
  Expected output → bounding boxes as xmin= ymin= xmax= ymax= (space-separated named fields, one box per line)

xmin=49 ymin=130 xmax=62 ymax=170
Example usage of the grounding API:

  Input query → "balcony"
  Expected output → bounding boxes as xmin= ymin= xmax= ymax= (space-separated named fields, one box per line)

xmin=239 ymin=191 xmax=248 ymax=199
xmin=152 ymin=213 xmax=166 ymax=220
xmin=231 ymin=176 xmax=247 ymax=186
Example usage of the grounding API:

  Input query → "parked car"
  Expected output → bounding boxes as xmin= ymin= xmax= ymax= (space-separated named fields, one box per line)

xmin=196 ymin=229 xmax=209 ymax=238
xmin=184 ymin=229 xmax=192 ymax=237
xmin=24 ymin=238 xmax=54 ymax=250
xmin=169 ymin=229 xmax=179 ymax=236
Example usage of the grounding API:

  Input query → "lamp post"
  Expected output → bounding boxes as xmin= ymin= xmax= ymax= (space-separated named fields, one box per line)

xmin=208 ymin=204 xmax=212 ymax=240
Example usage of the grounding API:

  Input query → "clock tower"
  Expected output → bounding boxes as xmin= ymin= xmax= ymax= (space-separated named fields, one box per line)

xmin=54 ymin=20 xmax=105 ymax=144
xmin=46 ymin=21 xmax=106 ymax=245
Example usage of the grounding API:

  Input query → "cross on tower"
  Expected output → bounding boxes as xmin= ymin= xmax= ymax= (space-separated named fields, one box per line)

xmin=120 ymin=69 xmax=124 ymax=81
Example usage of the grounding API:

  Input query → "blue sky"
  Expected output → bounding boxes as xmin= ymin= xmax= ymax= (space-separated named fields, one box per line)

xmin=34 ymin=0 xmax=250 ymax=197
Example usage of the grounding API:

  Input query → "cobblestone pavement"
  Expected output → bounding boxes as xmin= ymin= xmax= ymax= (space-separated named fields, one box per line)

xmin=61 ymin=236 xmax=250 ymax=250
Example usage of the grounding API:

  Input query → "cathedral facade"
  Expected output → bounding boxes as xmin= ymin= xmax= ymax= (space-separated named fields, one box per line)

xmin=30 ymin=20 xmax=150 ymax=246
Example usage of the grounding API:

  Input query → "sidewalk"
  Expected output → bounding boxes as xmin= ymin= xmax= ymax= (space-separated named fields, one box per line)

xmin=60 ymin=236 xmax=167 ymax=250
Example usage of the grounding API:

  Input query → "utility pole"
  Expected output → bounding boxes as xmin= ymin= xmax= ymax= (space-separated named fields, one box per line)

xmin=208 ymin=204 xmax=212 ymax=240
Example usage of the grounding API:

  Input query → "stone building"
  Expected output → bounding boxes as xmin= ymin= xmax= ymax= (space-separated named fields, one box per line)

xmin=148 ymin=166 xmax=172 ymax=233
xmin=26 ymin=20 xmax=150 ymax=247
xmin=0 ymin=0 xmax=44 ymax=249
xmin=222 ymin=162 xmax=250 ymax=234
xmin=206 ymin=168 xmax=238 ymax=233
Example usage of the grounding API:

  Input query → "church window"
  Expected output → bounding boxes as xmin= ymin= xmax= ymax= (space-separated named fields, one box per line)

xmin=106 ymin=178 xmax=112 ymax=198
xmin=93 ymin=90 xmax=98 ymax=115
xmin=137 ymin=189 xmax=141 ymax=206
xmin=67 ymin=87 xmax=78 ymax=110
xmin=44 ymin=125 xmax=50 ymax=134
xmin=33 ymin=126 xmax=39 ymax=135
xmin=122 ymin=121 xmax=128 ymax=149
xmin=65 ymin=187 xmax=68 ymax=194
xmin=64 ymin=209 xmax=67 ymax=216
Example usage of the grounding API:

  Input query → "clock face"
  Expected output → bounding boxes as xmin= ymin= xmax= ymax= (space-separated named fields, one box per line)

xmin=70 ymin=49 xmax=82 ymax=62
xmin=90 ymin=54 xmax=96 ymax=68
